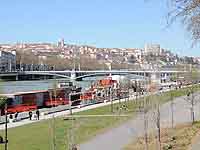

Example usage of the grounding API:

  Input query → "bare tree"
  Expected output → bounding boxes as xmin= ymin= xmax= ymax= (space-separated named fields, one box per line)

xmin=16 ymin=50 xmax=39 ymax=71
xmin=139 ymin=95 xmax=153 ymax=150
xmin=79 ymin=54 xmax=105 ymax=70
xmin=153 ymin=99 xmax=162 ymax=150
xmin=168 ymin=0 xmax=200 ymax=44
xmin=183 ymin=66 xmax=200 ymax=123
xmin=143 ymin=97 xmax=150 ymax=150
xmin=68 ymin=117 xmax=76 ymax=150
xmin=170 ymin=91 xmax=175 ymax=128
xmin=169 ymin=71 xmax=179 ymax=128
xmin=172 ymin=64 xmax=200 ymax=125
xmin=48 ymin=80 xmax=58 ymax=150
xmin=119 ymin=77 xmax=132 ymax=106
xmin=45 ymin=56 xmax=73 ymax=71
xmin=185 ymin=88 xmax=199 ymax=123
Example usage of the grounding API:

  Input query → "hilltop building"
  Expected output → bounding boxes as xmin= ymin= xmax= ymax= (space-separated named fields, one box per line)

xmin=0 ymin=50 xmax=16 ymax=72
xmin=144 ymin=44 xmax=161 ymax=56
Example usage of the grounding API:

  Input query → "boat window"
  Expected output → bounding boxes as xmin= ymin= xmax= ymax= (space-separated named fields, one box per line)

xmin=7 ymin=98 xmax=13 ymax=106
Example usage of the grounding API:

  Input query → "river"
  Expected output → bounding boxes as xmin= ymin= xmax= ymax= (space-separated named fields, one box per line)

xmin=0 ymin=77 xmax=105 ymax=94
xmin=0 ymin=74 xmax=144 ymax=94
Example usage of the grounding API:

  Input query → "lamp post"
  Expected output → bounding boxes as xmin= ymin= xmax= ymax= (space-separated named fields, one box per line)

xmin=5 ymin=102 xmax=8 ymax=150
xmin=170 ymin=88 xmax=174 ymax=128
xmin=0 ymin=103 xmax=8 ymax=148
xmin=69 ymin=93 xmax=72 ymax=115
xmin=110 ymin=86 xmax=113 ymax=113
xmin=9 ymin=59 xmax=12 ymax=72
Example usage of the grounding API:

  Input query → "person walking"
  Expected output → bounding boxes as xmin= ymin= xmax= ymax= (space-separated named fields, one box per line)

xmin=9 ymin=114 xmax=13 ymax=123
xmin=29 ymin=111 xmax=32 ymax=120
xmin=9 ymin=114 xmax=13 ymax=119
xmin=15 ymin=112 xmax=18 ymax=119
xmin=36 ymin=109 xmax=40 ymax=120
xmin=14 ymin=112 xmax=19 ymax=122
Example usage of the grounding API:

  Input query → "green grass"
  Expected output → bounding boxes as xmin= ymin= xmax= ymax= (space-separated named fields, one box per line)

xmin=0 ymin=85 xmax=199 ymax=150
xmin=0 ymin=108 xmax=129 ymax=150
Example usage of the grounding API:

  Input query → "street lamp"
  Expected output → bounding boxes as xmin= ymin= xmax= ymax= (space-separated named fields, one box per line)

xmin=110 ymin=86 xmax=113 ymax=113
xmin=69 ymin=93 xmax=72 ymax=115
xmin=4 ymin=102 xmax=8 ymax=150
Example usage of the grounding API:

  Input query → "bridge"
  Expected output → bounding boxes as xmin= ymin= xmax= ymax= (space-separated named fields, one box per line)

xmin=0 ymin=69 xmax=186 ymax=81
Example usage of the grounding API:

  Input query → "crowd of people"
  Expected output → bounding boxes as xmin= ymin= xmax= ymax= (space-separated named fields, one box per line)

xmin=28 ymin=109 xmax=40 ymax=120
xmin=8 ymin=109 xmax=40 ymax=123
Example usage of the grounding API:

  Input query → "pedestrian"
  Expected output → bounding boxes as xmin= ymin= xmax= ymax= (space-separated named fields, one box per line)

xmin=14 ymin=112 xmax=19 ymax=122
xmin=9 ymin=114 xmax=13 ymax=120
xmin=119 ymin=107 xmax=122 ymax=114
xmin=141 ymin=90 xmax=144 ymax=95
xmin=14 ymin=112 xmax=18 ymax=119
xmin=36 ymin=109 xmax=40 ymax=120
xmin=116 ymin=106 xmax=119 ymax=111
xmin=29 ymin=111 xmax=32 ymax=120
xmin=9 ymin=114 xmax=13 ymax=123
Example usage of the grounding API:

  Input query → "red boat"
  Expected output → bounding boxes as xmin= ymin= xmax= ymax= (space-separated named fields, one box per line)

xmin=80 ymin=91 xmax=95 ymax=101
xmin=1 ymin=90 xmax=46 ymax=113
xmin=80 ymin=90 xmax=96 ymax=106
xmin=79 ymin=78 xmax=119 ymax=106
xmin=98 ymin=78 xmax=117 ymax=87
xmin=0 ymin=86 xmax=81 ymax=114
xmin=7 ymin=104 xmax=37 ymax=113
xmin=44 ymin=99 xmax=68 ymax=107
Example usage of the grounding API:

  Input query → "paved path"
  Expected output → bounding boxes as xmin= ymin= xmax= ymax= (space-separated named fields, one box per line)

xmin=189 ymin=131 xmax=200 ymax=150
xmin=80 ymin=94 xmax=200 ymax=150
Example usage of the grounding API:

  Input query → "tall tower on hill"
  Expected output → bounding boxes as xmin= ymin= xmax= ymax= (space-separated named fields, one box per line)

xmin=58 ymin=38 xmax=65 ymax=48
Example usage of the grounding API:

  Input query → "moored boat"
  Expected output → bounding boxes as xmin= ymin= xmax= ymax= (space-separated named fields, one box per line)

xmin=0 ymin=81 xmax=82 ymax=114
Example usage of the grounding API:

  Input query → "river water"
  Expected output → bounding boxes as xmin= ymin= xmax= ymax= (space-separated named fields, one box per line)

xmin=0 ymin=77 xmax=104 ymax=94
xmin=0 ymin=74 xmax=144 ymax=94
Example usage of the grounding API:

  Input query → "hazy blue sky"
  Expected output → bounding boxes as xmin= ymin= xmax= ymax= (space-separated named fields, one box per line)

xmin=0 ymin=0 xmax=198 ymax=56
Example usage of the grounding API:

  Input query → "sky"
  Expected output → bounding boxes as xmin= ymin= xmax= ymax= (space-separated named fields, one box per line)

xmin=0 ymin=0 xmax=198 ymax=56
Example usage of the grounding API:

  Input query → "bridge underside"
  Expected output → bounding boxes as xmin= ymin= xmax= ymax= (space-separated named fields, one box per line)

xmin=0 ymin=72 xmax=150 ymax=81
xmin=0 ymin=74 xmax=58 ymax=81
xmin=75 ymin=72 xmax=148 ymax=81
xmin=18 ymin=72 xmax=150 ymax=81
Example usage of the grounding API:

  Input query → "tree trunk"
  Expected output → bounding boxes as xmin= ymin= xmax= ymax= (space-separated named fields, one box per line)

xmin=191 ymin=106 xmax=195 ymax=123
xmin=110 ymin=88 xmax=113 ymax=113
xmin=52 ymin=115 xmax=56 ymax=150
xmin=157 ymin=106 xmax=161 ymax=150
xmin=170 ymin=97 xmax=174 ymax=128
xmin=144 ymin=112 xmax=148 ymax=150
xmin=191 ymin=94 xmax=195 ymax=123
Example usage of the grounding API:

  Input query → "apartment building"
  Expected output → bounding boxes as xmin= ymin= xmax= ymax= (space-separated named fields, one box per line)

xmin=0 ymin=50 xmax=16 ymax=72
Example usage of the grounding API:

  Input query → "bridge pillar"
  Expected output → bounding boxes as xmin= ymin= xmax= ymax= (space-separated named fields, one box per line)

xmin=70 ymin=70 xmax=76 ymax=80
xmin=150 ymin=72 xmax=161 ymax=84
xmin=16 ymin=74 xmax=18 ymax=81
